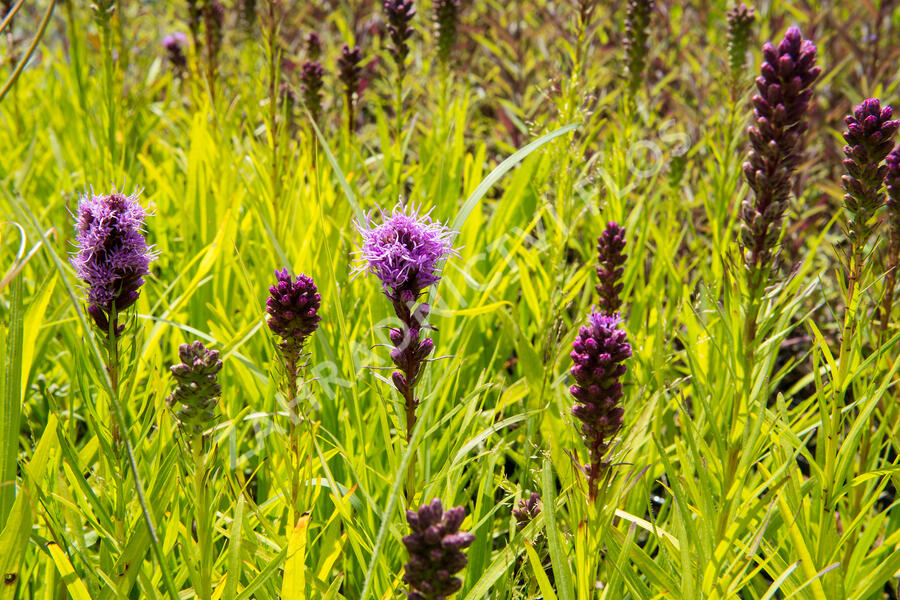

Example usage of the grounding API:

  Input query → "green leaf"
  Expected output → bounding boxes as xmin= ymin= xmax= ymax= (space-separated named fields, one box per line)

xmin=542 ymin=458 xmax=574 ymax=600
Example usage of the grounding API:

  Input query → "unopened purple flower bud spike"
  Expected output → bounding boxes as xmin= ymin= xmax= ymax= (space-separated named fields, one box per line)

xmin=570 ymin=311 xmax=631 ymax=501
xmin=596 ymin=222 xmax=627 ymax=316
xmin=166 ymin=341 xmax=223 ymax=434
xmin=740 ymin=26 xmax=820 ymax=277
xmin=402 ymin=498 xmax=475 ymax=600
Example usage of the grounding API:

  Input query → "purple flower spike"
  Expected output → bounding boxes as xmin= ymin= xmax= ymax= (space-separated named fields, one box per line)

xmin=384 ymin=0 xmax=417 ymax=72
xmin=337 ymin=44 xmax=364 ymax=133
xmin=881 ymin=147 xmax=900 ymax=331
xmin=71 ymin=190 xmax=154 ymax=336
xmin=305 ymin=32 xmax=322 ymax=60
xmin=596 ymin=222 xmax=627 ymax=316
xmin=841 ymin=98 xmax=899 ymax=244
xmin=166 ymin=341 xmax=222 ymax=434
xmin=300 ymin=60 xmax=325 ymax=122
xmin=403 ymin=498 xmax=475 ymax=600
xmin=740 ymin=26 xmax=820 ymax=272
xmin=266 ymin=269 xmax=321 ymax=366
xmin=354 ymin=202 xmax=457 ymax=301
xmin=512 ymin=492 xmax=541 ymax=531
xmin=570 ymin=311 xmax=631 ymax=501
xmin=887 ymin=147 xmax=900 ymax=235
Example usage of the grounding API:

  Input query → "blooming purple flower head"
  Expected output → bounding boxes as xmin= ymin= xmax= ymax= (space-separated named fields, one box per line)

xmin=305 ymin=31 xmax=322 ymax=60
xmin=354 ymin=202 xmax=458 ymax=302
xmin=570 ymin=311 xmax=631 ymax=500
xmin=71 ymin=190 xmax=154 ymax=335
xmin=402 ymin=498 xmax=475 ymax=600
xmin=266 ymin=269 xmax=321 ymax=365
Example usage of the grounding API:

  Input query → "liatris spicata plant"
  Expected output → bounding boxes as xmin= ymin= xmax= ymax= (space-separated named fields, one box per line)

xmin=300 ymin=60 xmax=325 ymax=123
xmin=623 ymin=0 xmax=654 ymax=93
xmin=836 ymin=99 xmax=898 ymax=377
xmin=71 ymin=190 xmax=154 ymax=337
xmin=596 ymin=222 xmax=627 ymax=316
xmin=840 ymin=99 xmax=898 ymax=249
xmin=266 ymin=268 xmax=320 ymax=511
xmin=384 ymin=0 xmax=416 ymax=75
xmin=162 ymin=32 xmax=189 ymax=75
xmin=354 ymin=202 xmax=457 ymax=503
xmin=166 ymin=341 xmax=222 ymax=435
xmin=432 ymin=0 xmax=459 ymax=66
xmin=337 ymin=43 xmax=364 ymax=134
xmin=266 ymin=269 xmax=321 ymax=417
xmin=726 ymin=3 xmax=755 ymax=92
xmin=882 ymin=147 xmax=900 ymax=336
xmin=166 ymin=341 xmax=221 ymax=600
xmin=740 ymin=26 xmax=819 ymax=277
xmin=570 ymin=312 xmax=631 ymax=501
xmin=512 ymin=492 xmax=541 ymax=531
xmin=402 ymin=498 xmax=475 ymax=600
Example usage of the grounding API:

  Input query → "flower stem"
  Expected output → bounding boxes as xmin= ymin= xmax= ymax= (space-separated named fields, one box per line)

xmin=192 ymin=431 xmax=212 ymax=600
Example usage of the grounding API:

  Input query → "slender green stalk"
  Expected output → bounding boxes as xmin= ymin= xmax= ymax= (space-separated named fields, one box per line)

xmin=0 ymin=274 xmax=23 ymax=527
xmin=193 ymin=431 xmax=212 ymax=600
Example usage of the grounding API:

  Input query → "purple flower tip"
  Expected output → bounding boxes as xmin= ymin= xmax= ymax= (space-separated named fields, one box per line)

xmin=266 ymin=269 xmax=321 ymax=363
xmin=353 ymin=201 xmax=458 ymax=299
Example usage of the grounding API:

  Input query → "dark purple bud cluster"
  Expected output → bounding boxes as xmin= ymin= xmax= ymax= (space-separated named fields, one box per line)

xmin=841 ymin=98 xmax=899 ymax=244
xmin=740 ymin=26 xmax=820 ymax=271
xmin=402 ymin=498 xmax=475 ymax=600
xmin=623 ymin=0 xmax=655 ymax=92
xmin=266 ymin=269 xmax=321 ymax=368
xmin=596 ymin=222 xmax=627 ymax=316
xmin=166 ymin=341 xmax=222 ymax=434
xmin=883 ymin=148 xmax=900 ymax=328
xmin=726 ymin=4 xmax=755 ymax=84
xmin=305 ymin=32 xmax=322 ymax=61
xmin=570 ymin=312 xmax=631 ymax=501
xmin=338 ymin=44 xmax=364 ymax=132
xmin=384 ymin=0 xmax=416 ymax=72
xmin=163 ymin=32 xmax=189 ymax=74
xmin=71 ymin=191 xmax=154 ymax=336
xmin=432 ymin=0 xmax=460 ymax=65
xmin=300 ymin=61 xmax=325 ymax=122
xmin=512 ymin=492 xmax=541 ymax=530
